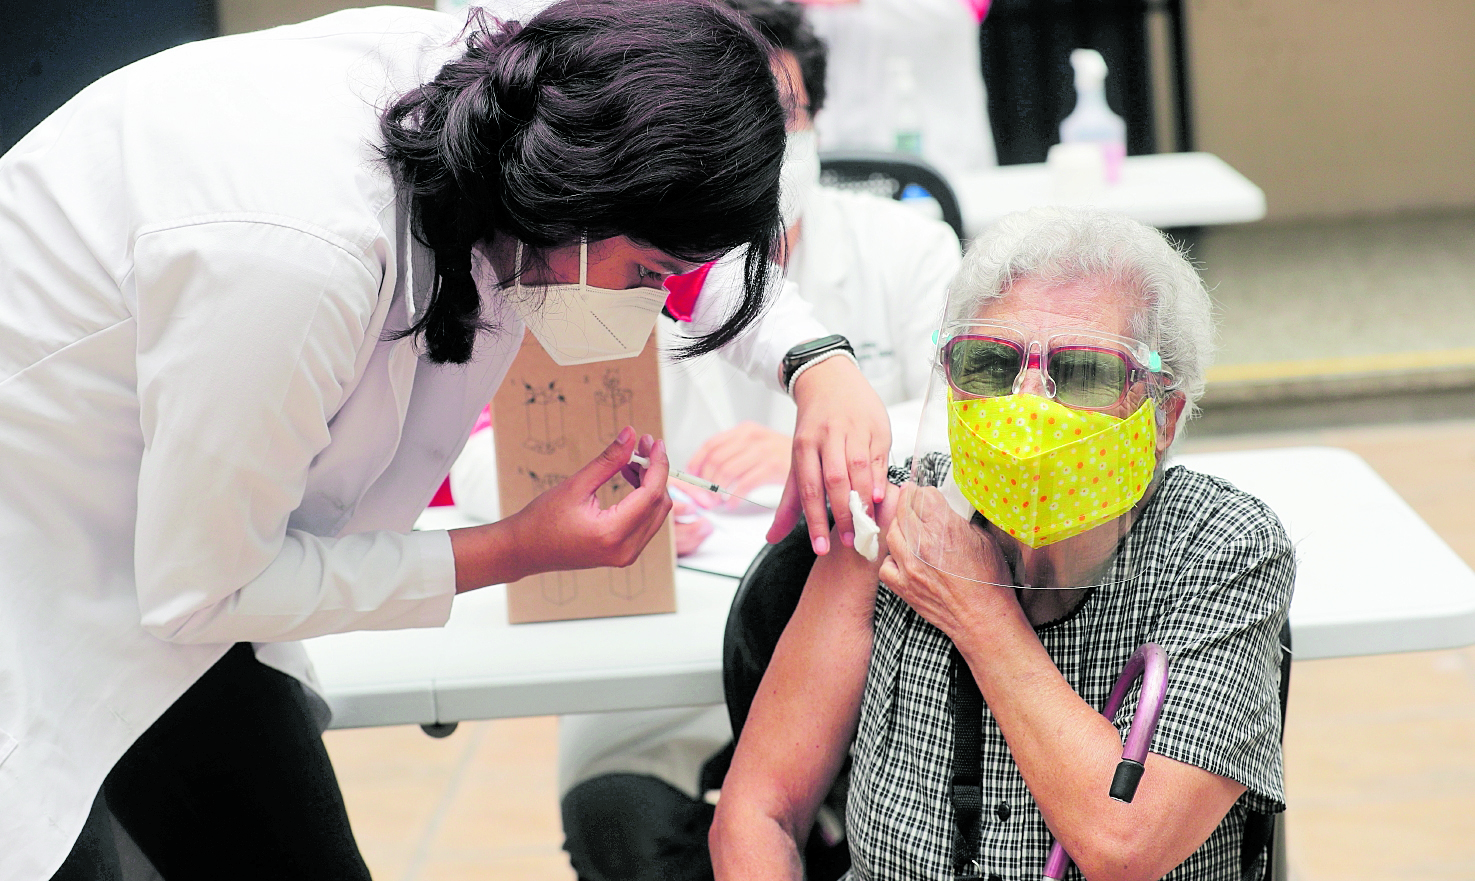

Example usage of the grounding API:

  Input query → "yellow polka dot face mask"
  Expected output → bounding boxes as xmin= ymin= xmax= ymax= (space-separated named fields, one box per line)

xmin=947 ymin=391 xmax=1159 ymax=548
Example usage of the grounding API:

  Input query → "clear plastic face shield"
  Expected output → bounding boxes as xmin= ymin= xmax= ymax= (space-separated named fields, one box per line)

xmin=903 ymin=292 xmax=1178 ymax=590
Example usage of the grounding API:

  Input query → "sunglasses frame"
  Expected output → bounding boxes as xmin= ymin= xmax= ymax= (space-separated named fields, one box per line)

xmin=939 ymin=321 xmax=1171 ymax=412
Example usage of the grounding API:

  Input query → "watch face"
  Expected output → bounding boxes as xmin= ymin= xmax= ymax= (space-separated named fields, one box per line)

xmin=790 ymin=334 xmax=847 ymax=362
xmin=784 ymin=335 xmax=851 ymax=385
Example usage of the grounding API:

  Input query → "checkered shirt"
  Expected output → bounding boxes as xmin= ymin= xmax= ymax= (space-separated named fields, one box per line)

xmin=846 ymin=459 xmax=1295 ymax=881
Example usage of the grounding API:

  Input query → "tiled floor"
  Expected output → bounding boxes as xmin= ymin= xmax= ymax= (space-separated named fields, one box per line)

xmin=327 ymin=716 xmax=572 ymax=881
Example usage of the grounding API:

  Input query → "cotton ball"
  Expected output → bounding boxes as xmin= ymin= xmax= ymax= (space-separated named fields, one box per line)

xmin=849 ymin=490 xmax=880 ymax=562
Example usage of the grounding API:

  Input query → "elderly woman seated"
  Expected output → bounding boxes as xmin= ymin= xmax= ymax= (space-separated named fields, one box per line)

xmin=710 ymin=206 xmax=1294 ymax=881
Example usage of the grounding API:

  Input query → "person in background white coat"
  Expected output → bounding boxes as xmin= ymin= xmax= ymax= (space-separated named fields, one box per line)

xmin=551 ymin=5 xmax=962 ymax=880
xmin=0 ymin=3 xmax=893 ymax=878
xmin=801 ymin=0 xmax=996 ymax=182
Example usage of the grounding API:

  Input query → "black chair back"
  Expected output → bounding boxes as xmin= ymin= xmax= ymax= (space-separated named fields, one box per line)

xmin=722 ymin=521 xmax=819 ymax=737
xmin=818 ymin=150 xmax=966 ymax=241
xmin=1241 ymin=621 xmax=1293 ymax=881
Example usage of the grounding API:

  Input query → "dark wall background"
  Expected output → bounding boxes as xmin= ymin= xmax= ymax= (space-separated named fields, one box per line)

xmin=980 ymin=0 xmax=1190 ymax=166
xmin=1 ymin=0 xmax=217 ymax=154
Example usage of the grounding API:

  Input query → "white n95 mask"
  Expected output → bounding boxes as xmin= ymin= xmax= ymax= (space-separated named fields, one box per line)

xmin=779 ymin=128 xmax=821 ymax=231
xmin=498 ymin=239 xmax=667 ymax=366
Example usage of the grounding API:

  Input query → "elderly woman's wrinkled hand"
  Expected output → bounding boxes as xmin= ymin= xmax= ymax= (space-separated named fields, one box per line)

xmin=878 ymin=484 xmax=1015 ymax=641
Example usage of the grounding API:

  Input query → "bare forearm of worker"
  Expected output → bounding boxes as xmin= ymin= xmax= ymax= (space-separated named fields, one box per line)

xmin=449 ymin=430 xmax=673 ymax=593
xmin=685 ymin=422 xmax=791 ymax=507
xmin=770 ymin=354 xmax=891 ymax=554
xmin=953 ymin=617 xmax=1244 ymax=880
xmin=711 ymin=522 xmax=888 ymax=880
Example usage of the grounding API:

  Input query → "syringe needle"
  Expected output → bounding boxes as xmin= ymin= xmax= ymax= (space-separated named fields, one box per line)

xmin=628 ymin=452 xmax=775 ymax=509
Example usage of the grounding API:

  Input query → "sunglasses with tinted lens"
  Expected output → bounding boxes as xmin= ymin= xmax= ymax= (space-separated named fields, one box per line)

xmin=942 ymin=331 xmax=1164 ymax=410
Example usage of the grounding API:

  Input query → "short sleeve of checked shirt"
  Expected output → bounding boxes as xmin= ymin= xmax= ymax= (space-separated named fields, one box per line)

xmin=1110 ymin=465 xmax=1296 ymax=815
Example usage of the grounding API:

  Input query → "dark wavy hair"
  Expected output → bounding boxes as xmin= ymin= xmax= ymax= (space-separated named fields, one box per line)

xmin=721 ymin=0 xmax=827 ymax=116
xmin=380 ymin=0 xmax=787 ymax=364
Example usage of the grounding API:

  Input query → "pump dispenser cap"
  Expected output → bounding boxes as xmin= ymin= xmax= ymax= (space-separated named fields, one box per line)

xmin=1070 ymin=48 xmax=1108 ymax=86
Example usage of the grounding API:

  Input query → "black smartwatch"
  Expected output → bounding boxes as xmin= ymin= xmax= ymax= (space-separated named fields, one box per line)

xmin=781 ymin=334 xmax=855 ymax=393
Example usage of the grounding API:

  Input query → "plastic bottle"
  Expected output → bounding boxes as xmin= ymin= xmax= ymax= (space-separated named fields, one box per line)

xmin=1058 ymin=48 xmax=1126 ymax=184
xmin=886 ymin=56 xmax=923 ymax=156
xmin=899 ymin=183 xmax=944 ymax=223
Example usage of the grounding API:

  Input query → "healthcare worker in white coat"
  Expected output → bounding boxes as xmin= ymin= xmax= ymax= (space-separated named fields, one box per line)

xmin=551 ymin=4 xmax=962 ymax=880
xmin=0 ymin=3 xmax=892 ymax=878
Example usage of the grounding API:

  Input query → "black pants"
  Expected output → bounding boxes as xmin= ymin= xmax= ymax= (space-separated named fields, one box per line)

xmin=51 ymin=643 xmax=371 ymax=881
xmin=561 ymin=774 xmax=716 ymax=881
xmin=561 ymin=767 xmax=852 ymax=881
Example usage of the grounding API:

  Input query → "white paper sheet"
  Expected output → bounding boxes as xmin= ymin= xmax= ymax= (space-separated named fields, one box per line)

xmin=676 ymin=507 xmax=776 ymax=580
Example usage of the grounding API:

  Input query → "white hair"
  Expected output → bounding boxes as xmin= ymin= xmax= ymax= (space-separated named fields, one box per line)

xmin=947 ymin=206 xmax=1215 ymax=425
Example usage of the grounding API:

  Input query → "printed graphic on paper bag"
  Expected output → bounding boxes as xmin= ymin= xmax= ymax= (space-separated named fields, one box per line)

xmin=541 ymin=570 xmax=578 ymax=606
xmin=520 ymin=467 xmax=569 ymax=494
xmin=605 ymin=557 xmax=650 ymax=600
xmin=519 ymin=379 xmax=567 ymax=455
xmin=494 ymin=330 xmax=675 ymax=624
xmin=593 ymin=369 xmax=634 ymax=439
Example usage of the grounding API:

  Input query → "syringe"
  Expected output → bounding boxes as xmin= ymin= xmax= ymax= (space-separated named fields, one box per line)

xmin=628 ymin=452 xmax=775 ymax=509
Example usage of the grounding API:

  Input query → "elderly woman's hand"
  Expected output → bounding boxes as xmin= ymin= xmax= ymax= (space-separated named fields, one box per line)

xmin=878 ymin=484 xmax=1018 ymax=640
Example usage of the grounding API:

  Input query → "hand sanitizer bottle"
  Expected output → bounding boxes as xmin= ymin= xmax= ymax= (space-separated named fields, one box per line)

xmin=1058 ymin=49 xmax=1126 ymax=184
xmin=887 ymin=56 xmax=923 ymax=157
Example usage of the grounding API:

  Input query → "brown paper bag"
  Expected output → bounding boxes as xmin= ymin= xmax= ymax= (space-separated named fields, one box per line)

xmin=492 ymin=330 xmax=676 ymax=623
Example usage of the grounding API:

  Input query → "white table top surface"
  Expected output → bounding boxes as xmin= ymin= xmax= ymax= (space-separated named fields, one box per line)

xmin=1176 ymin=447 xmax=1475 ymax=660
xmin=953 ymin=151 xmax=1267 ymax=238
xmin=304 ymin=445 xmax=1475 ymax=728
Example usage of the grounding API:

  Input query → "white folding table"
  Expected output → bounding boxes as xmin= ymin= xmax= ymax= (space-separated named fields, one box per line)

xmin=304 ymin=446 xmax=1475 ymax=729
xmin=952 ymin=151 xmax=1266 ymax=238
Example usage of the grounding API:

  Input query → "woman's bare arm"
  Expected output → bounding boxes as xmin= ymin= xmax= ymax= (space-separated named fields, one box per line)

xmin=711 ymin=488 xmax=896 ymax=879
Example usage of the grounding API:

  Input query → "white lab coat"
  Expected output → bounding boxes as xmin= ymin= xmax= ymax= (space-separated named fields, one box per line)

xmin=0 ymin=9 xmax=824 ymax=878
xmin=560 ymin=186 xmax=961 ymax=801
xmin=807 ymin=0 xmax=997 ymax=181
